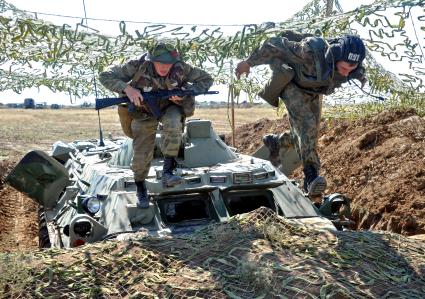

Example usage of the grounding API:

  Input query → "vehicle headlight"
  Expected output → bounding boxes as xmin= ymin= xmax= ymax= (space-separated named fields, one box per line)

xmin=73 ymin=220 xmax=92 ymax=237
xmin=82 ymin=197 xmax=101 ymax=215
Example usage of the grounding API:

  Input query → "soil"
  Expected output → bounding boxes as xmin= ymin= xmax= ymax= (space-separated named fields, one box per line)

xmin=0 ymin=158 xmax=39 ymax=252
xmin=227 ymin=108 xmax=425 ymax=236
xmin=0 ymin=108 xmax=424 ymax=252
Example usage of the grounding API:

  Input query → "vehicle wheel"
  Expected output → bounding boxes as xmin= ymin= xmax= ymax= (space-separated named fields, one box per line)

xmin=38 ymin=208 xmax=51 ymax=248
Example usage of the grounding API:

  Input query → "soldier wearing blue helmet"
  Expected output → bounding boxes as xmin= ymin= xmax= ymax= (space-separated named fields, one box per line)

xmin=236 ymin=31 xmax=367 ymax=197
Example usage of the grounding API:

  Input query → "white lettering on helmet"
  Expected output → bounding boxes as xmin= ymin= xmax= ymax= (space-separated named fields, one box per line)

xmin=347 ymin=53 xmax=360 ymax=62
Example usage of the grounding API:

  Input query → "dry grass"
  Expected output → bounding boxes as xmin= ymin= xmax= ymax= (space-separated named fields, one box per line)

xmin=0 ymin=107 xmax=279 ymax=159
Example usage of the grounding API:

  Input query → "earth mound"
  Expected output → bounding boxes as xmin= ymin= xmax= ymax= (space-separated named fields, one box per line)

xmin=228 ymin=108 xmax=425 ymax=236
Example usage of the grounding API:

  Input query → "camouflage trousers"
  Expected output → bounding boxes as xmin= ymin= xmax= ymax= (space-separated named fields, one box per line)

xmin=280 ymin=83 xmax=322 ymax=172
xmin=131 ymin=105 xmax=183 ymax=181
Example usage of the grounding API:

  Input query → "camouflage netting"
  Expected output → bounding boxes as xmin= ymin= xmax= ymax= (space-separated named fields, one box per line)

xmin=0 ymin=0 xmax=424 ymax=101
xmin=1 ymin=208 xmax=424 ymax=298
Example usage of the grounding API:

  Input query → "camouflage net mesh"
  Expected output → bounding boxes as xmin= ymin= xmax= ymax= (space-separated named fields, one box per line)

xmin=1 ymin=207 xmax=425 ymax=298
xmin=0 ymin=0 xmax=424 ymax=100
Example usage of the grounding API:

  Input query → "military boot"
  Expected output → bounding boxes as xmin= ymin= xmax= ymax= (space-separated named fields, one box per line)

xmin=162 ymin=157 xmax=183 ymax=188
xmin=303 ymin=165 xmax=327 ymax=196
xmin=136 ymin=180 xmax=149 ymax=209
xmin=262 ymin=134 xmax=280 ymax=166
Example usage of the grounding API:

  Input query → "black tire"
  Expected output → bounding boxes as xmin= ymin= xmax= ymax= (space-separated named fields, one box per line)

xmin=38 ymin=208 xmax=51 ymax=248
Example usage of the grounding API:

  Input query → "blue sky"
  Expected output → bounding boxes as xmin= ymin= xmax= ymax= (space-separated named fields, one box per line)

xmin=1 ymin=0 xmax=378 ymax=104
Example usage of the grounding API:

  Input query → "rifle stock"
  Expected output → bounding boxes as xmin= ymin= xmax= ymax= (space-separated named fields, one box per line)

xmin=95 ymin=89 xmax=219 ymax=118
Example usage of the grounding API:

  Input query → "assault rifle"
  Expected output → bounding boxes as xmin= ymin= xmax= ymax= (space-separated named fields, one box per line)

xmin=95 ymin=89 xmax=219 ymax=118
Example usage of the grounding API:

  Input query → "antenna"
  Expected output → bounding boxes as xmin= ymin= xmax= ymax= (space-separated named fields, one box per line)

xmin=94 ymin=77 xmax=105 ymax=146
xmin=82 ymin=0 xmax=105 ymax=146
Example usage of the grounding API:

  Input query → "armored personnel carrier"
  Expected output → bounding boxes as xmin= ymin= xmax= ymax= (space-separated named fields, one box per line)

xmin=6 ymin=119 xmax=350 ymax=248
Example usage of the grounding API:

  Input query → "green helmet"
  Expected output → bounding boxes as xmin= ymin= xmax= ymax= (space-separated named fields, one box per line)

xmin=146 ymin=43 xmax=181 ymax=64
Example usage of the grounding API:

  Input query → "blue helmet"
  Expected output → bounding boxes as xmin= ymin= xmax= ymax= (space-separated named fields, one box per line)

xmin=326 ymin=35 xmax=366 ymax=64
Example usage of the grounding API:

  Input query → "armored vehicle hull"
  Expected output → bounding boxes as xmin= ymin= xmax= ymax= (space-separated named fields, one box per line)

xmin=6 ymin=119 xmax=348 ymax=248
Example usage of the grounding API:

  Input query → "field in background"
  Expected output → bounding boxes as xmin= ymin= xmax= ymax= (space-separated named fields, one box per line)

xmin=0 ymin=107 xmax=280 ymax=159
xmin=2 ymin=97 xmax=424 ymax=160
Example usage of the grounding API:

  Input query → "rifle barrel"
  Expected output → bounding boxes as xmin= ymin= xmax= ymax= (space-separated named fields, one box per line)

xmin=95 ymin=97 xmax=129 ymax=110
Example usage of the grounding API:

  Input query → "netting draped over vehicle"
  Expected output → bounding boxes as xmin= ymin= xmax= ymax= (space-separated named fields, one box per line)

xmin=1 ymin=208 xmax=425 ymax=298
xmin=0 ymin=0 xmax=424 ymax=100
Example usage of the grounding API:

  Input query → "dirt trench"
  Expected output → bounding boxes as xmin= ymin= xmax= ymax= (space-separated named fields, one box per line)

xmin=0 ymin=158 xmax=39 ymax=252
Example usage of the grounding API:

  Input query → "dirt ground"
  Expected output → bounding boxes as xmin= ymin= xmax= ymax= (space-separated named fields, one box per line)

xmin=0 ymin=108 xmax=424 ymax=252
xmin=228 ymin=108 xmax=425 ymax=236
xmin=0 ymin=158 xmax=39 ymax=251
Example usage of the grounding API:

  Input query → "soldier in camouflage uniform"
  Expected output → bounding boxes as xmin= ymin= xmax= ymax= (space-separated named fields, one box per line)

xmin=99 ymin=43 xmax=213 ymax=208
xmin=235 ymin=31 xmax=366 ymax=196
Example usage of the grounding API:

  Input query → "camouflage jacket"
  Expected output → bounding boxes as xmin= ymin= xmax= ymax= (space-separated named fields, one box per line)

xmin=99 ymin=54 xmax=213 ymax=117
xmin=246 ymin=33 xmax=366 ymax=95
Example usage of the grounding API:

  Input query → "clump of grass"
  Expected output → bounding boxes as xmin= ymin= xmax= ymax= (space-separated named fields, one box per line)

xmin=236 ymin=258 xmax=273 ymax=295
xmin=0 ymin=252 xmax=35 ymax=298
xmin=323 ymin=92 xmax=425 ymax=122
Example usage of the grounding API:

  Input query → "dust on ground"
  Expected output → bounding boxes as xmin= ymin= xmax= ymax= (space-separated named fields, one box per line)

xmin=0 ymin=108 xmax=424 ymax=252
xmin=0 ymin=157 xmax=39 ymax=252
xmin=227 ymin=108 xmax=425 ymax=236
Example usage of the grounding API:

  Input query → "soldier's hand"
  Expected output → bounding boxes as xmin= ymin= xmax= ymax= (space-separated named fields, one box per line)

xmin=169 ymin=96 xmax=183 ymax=106
xmin=235 ymin=61 xmax=251 ymax=79
xmin=124 ymin=85 xmax=144 ymax=107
